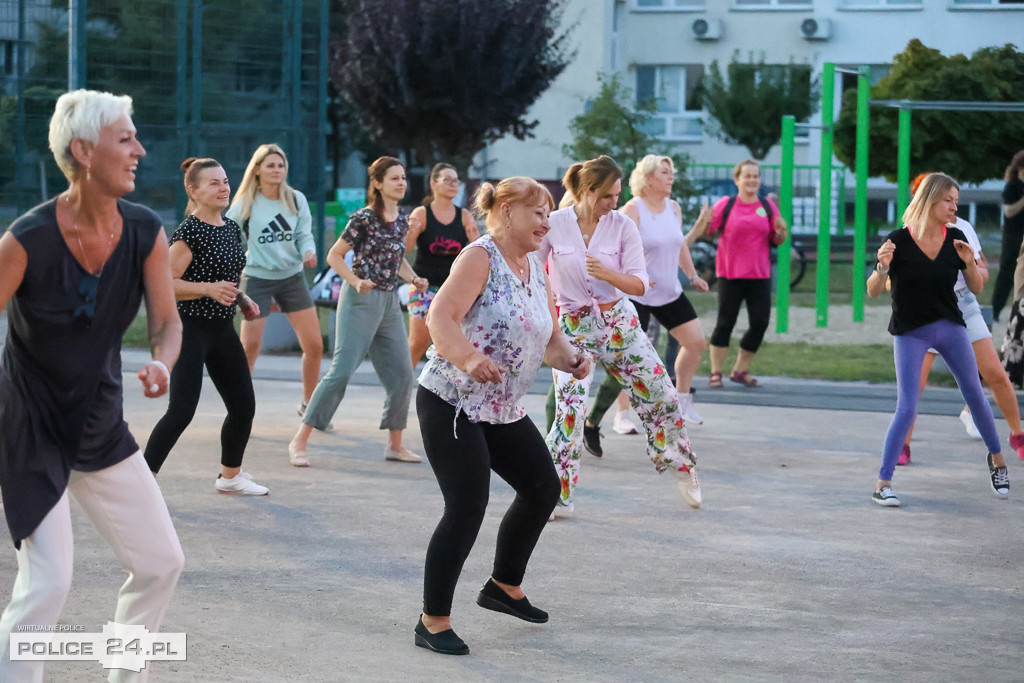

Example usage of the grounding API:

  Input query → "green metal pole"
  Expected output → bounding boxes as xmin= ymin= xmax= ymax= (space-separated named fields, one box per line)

xmin=816 ymin=62 xmax=835 ymax=328
xmin=776 ymin=115 xmax=796 ymax=334
xmin=190 ymin=0 xmax=202 ymax=155
xmin=852 ymin=65 xmax=871 ymax=323
xmin=897 ymin=106 xmax=911 ymax=222
xmin=175 ymin=0 xmax=189 ymax=217
xmin=68 ymin=0 xmax=86 ymax=90
xmin=315 ymin=0 xmax=328 ymax=265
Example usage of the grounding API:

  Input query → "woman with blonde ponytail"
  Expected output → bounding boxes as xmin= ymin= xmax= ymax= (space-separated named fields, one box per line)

xmin=539 ymin=155 xmax=701 ymax=517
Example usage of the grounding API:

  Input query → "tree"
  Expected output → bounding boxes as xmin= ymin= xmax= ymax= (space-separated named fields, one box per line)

xmin=700 ymin=55 xmax=819 ymax=160
xmin=834 ymin=40 xmax=1024 ymax=184
xmin=562 ymin=74 xmax=693 ymax=204
xmin=329 ymin=0 xmax=575 ymax=174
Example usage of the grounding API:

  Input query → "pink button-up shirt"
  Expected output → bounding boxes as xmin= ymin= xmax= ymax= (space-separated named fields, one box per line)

xmin=538 ymin=206 xmax=650 ymax=317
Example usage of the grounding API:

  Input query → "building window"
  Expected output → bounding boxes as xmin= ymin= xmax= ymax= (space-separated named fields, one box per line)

xmin=838 ymin=0 xmax=921 ymax=7
xmin=636 ymin=64 xmax=704 ymax=141
xmin=949 ymin=0 xmax=1024 ymax=6
xmin=632 ymin=0 xmax=705 ymax=9
xmin=732 ymin=0 xmax=811 ymax=8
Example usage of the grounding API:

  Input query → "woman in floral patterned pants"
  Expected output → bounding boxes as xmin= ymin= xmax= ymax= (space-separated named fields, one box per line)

xmin=539 ymin=156 xmax=700 ymax=515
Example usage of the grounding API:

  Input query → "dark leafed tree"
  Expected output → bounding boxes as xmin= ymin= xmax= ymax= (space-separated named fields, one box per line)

xmin=700 ymin=55 xmax=819 ymax=160
xmin=833 ymin=39 xmax=1024 ymax=184
xmin=329 ymin=0 xmax=575 ymax=173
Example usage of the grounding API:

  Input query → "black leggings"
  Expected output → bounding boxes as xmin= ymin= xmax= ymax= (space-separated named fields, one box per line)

xmin=417 ymin=387 xmax=559 ymax=617
xmin=709 ymin=277 xmax=771 ymax=353
xmin=144 ymin=316 xmax=255 ymax=473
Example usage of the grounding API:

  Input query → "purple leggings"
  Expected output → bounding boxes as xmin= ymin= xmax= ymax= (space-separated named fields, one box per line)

xmin=880 ymin=319 xmax=1000 ymax=481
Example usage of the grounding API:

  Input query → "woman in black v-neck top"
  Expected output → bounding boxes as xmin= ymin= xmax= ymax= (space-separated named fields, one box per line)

xmin=866 ymin=172 xmax=1009 ymax=508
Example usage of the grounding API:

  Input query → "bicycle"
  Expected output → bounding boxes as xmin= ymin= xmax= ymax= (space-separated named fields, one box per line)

xmin=690 ymin=239 xmax=808 ymax=289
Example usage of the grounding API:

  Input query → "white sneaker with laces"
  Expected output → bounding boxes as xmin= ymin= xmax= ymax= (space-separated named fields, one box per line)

xmin=612 ymin=411 xmax=639 ymax=435
xmin=960 ymin=406 xmax=982 ymax=440
xmin=672 ymin=466 xmax=701 ymax=508
xmin=216 ymin=473 xmax=269 ymax=496
xmin=384 ymin=445 xmax=422 ymax=463
xmin=677 ymin=392 xmax=703 ymax=425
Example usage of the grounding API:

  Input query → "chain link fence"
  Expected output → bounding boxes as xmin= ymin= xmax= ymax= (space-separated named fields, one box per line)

xmin=1 ymin=0 xmax=327 ymax=231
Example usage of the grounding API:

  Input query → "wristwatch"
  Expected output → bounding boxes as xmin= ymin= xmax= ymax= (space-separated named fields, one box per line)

xmin=875 ymin=262 xmax=890 ymax=275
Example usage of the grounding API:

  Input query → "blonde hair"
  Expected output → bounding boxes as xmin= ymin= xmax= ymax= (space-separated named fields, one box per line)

xmin=228 ymin=143 xmax=299 ymax=223
xmin=562 ymin=155 xmax=623 ymax=204
xmin=48 ymin=89 xmax=133 ymax=181
xmin=630 ymin=155 xmax=674 ymax=198
xmin=732 ymin=158 xmax=760 ymax=179
xmin=473 ymin=177 xmax=554 ymax=231
xmin=902 ymin=172 xmax=959 ymax=229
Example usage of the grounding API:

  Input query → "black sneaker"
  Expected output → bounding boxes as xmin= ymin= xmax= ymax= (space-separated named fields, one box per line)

xmin=872 ymin=486 xmax=900 ymax=507
xmin=582 ymin=424 xmax=603 ymax=457
xmin=987 ymin=453 xmax=1009 ymax=498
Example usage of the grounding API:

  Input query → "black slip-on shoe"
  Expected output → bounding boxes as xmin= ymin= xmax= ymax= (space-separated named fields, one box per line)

xmin=476 ymin=578 xmax=548 ymax=623
xmin=414 ymin=616 xmax=469 ymax=655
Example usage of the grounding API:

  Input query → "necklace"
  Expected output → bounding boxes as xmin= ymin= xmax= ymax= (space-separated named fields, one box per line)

xmin=67 ymin=195 xmax=115 ymax=275
xmin=493 ymin=239 xmax=531 ymax=293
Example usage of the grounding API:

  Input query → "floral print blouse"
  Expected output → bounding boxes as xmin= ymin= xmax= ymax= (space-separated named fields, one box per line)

xmin=341 ymin=207 xmax=409 ymax=292
xmin=419 ymin=235 xmax=552 ymax=425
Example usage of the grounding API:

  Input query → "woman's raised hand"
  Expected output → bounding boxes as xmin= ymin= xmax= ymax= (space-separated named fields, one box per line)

xmin=876 ymin=239 xmax=896 ymax=268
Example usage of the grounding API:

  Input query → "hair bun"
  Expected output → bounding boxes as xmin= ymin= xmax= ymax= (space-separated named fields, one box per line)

xmin=180 ymin=157 xmax=198 ymax=172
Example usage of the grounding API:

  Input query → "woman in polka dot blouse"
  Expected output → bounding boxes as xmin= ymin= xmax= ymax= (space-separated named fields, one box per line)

xmin=143 ymin=157 xmax=269 ymax=495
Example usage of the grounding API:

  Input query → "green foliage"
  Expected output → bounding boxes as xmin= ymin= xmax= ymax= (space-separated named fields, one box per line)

xmin=700 ymin=55 xmax=819 ymax=160
xmin=562 ymin=74 xmax=693 ymax=203
xmin=0 ymin=87 xmax=66 ymax=191
xmin=834 ymin=40 xmax=1024 ymax=184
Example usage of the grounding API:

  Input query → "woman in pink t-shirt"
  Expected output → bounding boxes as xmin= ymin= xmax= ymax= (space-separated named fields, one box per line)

xmin=701 ymin=159 xmax=786 ymax=388
xmin=539 ymin=155 xmax=700 ymax=516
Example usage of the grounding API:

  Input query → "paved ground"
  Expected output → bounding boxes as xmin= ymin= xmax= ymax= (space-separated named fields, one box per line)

xmin=0 ymin=341 xmax=1019 ymax=682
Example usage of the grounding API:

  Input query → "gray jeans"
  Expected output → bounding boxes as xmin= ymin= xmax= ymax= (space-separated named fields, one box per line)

xmin=302 ymin=283 xmax=413 ymax=431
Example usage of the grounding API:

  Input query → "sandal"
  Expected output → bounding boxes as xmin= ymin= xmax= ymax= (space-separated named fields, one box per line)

xmin=708 ymin=371 xmax=724 ymax=388
xmin=729 ymin=370 xmax=761 ymax=388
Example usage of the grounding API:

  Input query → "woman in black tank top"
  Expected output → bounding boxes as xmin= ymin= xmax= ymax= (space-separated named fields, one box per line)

xmin=405 ymin=163 xmax=480 ymax=367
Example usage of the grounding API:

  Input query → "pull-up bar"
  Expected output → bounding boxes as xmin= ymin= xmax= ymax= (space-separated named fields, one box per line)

xmin=871 ymin=100 xmax=1024 ymax=218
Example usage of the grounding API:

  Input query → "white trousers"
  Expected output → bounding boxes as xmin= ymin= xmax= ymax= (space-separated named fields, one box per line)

xmin=0 ymin=451 xmax=184 ymax=683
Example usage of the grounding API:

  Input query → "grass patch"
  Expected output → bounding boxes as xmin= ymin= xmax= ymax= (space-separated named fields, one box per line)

xmin=694 ymin=342 xmax=896 ymax=383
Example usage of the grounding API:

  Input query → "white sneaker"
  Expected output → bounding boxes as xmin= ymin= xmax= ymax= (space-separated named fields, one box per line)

xmin=384 ymin=445 xmax=422 ymax=463
xmin=548 ymin=502 xmax=574 ymax=521
xmin=677 ymin=392 xmax=703 ymax=425
xmin=612 ymin=411 xmax=639 ymax=435
xmin=216 ymin=473 xmax=269 ymax=496
xmin=959 ymin=406 xmax=982 ymax=440
xmin=672 ymin=466 xmax=701 ymax=508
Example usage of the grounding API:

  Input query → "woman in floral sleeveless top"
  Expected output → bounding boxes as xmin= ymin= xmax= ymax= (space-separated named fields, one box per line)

xmin=413 ymin=177 xmax=589 ymax=656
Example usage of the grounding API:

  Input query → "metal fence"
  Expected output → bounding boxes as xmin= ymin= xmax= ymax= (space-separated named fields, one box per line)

xmin=1 ymin=0 xmax=328 ymax=232
xmin=686 ymin=163 xmax=848 ymax=234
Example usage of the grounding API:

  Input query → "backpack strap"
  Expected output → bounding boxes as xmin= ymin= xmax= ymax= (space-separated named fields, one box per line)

xmin=720 ymin=195 xmax=774 ymax=234
xmin=719 ymin=195 xmax=738 ymax=233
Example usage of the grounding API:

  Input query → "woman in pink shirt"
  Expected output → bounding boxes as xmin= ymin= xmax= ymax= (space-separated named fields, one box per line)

xmin=702 ymin=159 xmax=787 ymax=388
xmin=539 ymin=155 xmax=700 ymax=517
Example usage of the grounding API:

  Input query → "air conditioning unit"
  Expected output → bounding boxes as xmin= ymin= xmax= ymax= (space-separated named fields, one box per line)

xmin=691 ymin=18 xmax=722 ymax=41
xmin=800 ymin=17 xmax=831 ymax=41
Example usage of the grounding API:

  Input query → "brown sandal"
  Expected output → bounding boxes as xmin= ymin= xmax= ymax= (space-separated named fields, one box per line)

xmin=708 ymin=371 xmax=724 ymax=388
xmin=729 ymin=370 xmax=761 ymax=388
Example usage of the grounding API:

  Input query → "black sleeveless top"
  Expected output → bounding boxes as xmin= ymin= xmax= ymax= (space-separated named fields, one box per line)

xmin=0 ymin=198 xmax=162 ymax=546
xmin=413 ymin=204 xmax=469 ymax=287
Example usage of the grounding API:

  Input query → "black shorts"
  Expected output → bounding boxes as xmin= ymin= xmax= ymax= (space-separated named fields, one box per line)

xmin=631 ymin=293 xmax=698 ymax=332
